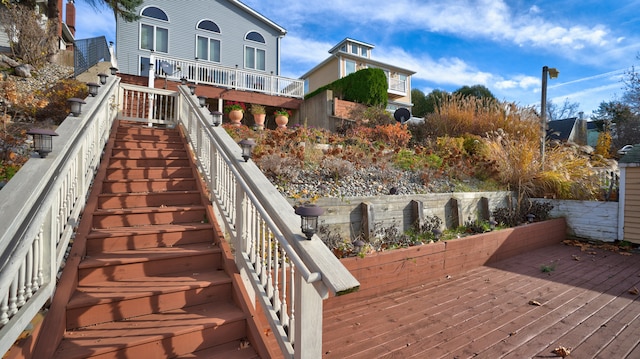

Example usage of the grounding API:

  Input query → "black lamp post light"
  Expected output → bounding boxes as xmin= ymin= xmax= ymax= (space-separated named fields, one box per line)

xmin=97 ymin=73 xmax=108 ymax=85
xmin=87 ymin=82 xmax=100 ymax=97
xmin=210 ymin=110 xmax=223 ymax=127
xmin=198 ymin=95 xmax=208 ymax=108
xmin=238 ymin=138 xmax=256 ymax=162
xmin=181 ymin=77 xmax=188 ymax=85
xmin=67 ymin=98 xmax=86 ymax=116
xmin=295 ymin=203 xmax=325 ymax=240
xmin=27 ymin=128 xmax=58 ymax=158
xmin=540 ymin=65 xmax=559 ymax=170
xmin=189 ymin=84 xmax=196 ymax=95
xmin=109 ymin=66 xmax=118 ymax=75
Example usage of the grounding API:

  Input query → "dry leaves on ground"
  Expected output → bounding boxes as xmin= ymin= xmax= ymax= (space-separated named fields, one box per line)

xmin=553 ymin=346 xmax=571 ymax=357
xmin=563 ymin=239 xmax=633 ymax=255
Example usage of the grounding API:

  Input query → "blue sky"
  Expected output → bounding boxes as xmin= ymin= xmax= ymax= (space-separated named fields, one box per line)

xmin=73 ymin=0 xmax=640 ymax=117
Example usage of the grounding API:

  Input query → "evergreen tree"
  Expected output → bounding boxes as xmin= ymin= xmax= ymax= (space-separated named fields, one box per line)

xmin=453 ymin=85 xmax=495 ymax=101
xmin=83 ymin=0 xmax=143 ymax=22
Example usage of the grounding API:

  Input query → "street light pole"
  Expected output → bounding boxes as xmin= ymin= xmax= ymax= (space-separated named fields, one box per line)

xmin=540 ymin=65 xmax=558 ymax=170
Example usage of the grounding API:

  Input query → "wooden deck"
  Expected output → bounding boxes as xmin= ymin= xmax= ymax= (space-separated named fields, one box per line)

xmin=323 ymin=242 xmax=640 ymax=358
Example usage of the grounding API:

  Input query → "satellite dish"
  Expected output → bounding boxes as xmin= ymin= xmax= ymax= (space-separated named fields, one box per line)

xmin=394 ymin=108 xmax=411 ymax=123
xmin=159 ymin=61 xmax=173 ymax=76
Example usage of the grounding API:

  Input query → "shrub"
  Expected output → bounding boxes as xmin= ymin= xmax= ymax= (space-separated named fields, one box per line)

xmin=321 ymin=157 xmax=354 ymax=181
xmin=306 ymin=68 xmax=388 ymax=107
xmin=255 ymin=153 xmax=302 ymax=184
xmin=492 ymin=196 xmax=554 ymax=227
xmin=594 ymin=131 xmax=612 ymax=158
xmin=393 ymin=149 xmax=442 ymax=172
xmin=36 ymin=79 xmax=89 ymax=124
xmin=426 ymin=95 xmax=538 ymax=140
xmin=0 ymin=3 xmax=58 ymax=68
xmin=348 ymin=105 xmax=395 ymax=127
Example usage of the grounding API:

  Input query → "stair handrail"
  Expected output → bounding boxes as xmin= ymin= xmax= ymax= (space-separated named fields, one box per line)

xmin=176 ymin=85 xmax=359 ymax=359
xmin=0 ymin=75 xmax=120 ymax=357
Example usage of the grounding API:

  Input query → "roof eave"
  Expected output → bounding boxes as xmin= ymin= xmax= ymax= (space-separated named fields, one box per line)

xmin=230 ymin=0 xmax=287 ymax=35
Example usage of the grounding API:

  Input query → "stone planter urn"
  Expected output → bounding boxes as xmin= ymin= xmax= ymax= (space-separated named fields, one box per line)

xmin=275 ymin=115 xmax=289 ymax=129
xmin=253 ymin=113 xmax=266 ymax=130
xmin=228 ymin=110 xmax=243 ymax=126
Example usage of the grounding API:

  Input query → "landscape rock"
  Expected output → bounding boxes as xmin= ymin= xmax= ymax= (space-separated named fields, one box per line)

xmin=0 ymin=54 xmax=20 ymax=68
xmin=14 ymin=64 xmax=33 ymax=78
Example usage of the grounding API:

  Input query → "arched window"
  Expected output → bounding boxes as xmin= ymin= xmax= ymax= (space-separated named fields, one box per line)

xmin=140 ymin=6 xmax=168 ymax=53
xmin=196 ymin=20 xmax=221 ymax=62
xmin=197 ymin=20 xmax=220 ymax=33
xmin=141 ymin=6 xmax=168 ymax=21
xmin=244 ymin=31 xmax=266 ymax=71
xmin=245 ymin=31 xmax=265 ymax=43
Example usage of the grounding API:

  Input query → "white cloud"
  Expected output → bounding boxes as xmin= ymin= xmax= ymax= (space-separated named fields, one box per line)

xmin=494 ymin=75 xmax=539 ymax=90
xmin=253 ymin=0 xmax=625 ymax=59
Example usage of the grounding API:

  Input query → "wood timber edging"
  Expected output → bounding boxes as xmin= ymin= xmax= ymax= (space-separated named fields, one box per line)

xmin=325 ymin=218 xmax=567 ymax=309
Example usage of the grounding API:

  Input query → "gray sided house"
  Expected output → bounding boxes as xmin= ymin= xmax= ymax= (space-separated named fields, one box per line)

xmin=115 ymin=0 xmax=286 ymax=77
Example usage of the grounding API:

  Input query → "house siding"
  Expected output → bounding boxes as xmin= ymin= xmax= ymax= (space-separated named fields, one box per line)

xmin=306 ymin=57 xmax=339 ymax=94
xmin=0 ymin=26 xmax=9 ymax=52
xmin=623 ymin=168 xmax=640 ymax=243
xmin=116 ymin=0 xmax=282 ymax=76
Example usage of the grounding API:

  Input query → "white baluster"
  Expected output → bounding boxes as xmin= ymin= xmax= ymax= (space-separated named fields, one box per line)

xmin=266 ymin=229 xmax=274 ymax=301
xmin=280 ymin=258 xmax=289 ymax=329
xmin=272 ymin=240 xmax=281 ymax=310
xmin=287 ymin=264 xmax=295 ymax=342
xmin=16 ymin=259 xmax=26 ymax=307
xmin=0 ymin=293 xmax=9 ymax=325
xmin=8 ymin=277 xmax=18 ymax=316
xmin=25 ymin=243 xmax=33 ymax=299
xmin=35 ymin=229 xmax=43 ymax=289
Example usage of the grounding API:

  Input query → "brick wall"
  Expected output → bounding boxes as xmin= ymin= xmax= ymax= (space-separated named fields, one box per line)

xmin=333 ymin=98 xmax=366 ymax=119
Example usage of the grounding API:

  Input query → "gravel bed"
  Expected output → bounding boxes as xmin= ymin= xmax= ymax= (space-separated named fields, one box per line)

xmin=9 ymin=62 xmax=74 ymax=94
xmin=274 ymin=166 xmax=465 ymax=198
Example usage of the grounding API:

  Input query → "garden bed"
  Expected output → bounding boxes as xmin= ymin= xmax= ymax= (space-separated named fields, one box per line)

xmin=326 ymin=218 xmax=566 ymax=309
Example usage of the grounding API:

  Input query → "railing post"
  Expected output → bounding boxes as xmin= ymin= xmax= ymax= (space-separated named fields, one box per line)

xmin=148 ymin=54 xmax=155 ymax=89
xmin=147 ymin=54 xmax=156 ymax=123
xmin=294 ymin=274 xmax=324 ymax=359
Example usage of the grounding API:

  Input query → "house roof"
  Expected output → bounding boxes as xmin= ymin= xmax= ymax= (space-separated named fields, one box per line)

xmin=299 ymin=47 xmax=416 ymax=79
xmin=328 ymin=37 xmax=375 ymax=54
xmin=229 ymin=0 xmax=286 ymax=35
xmin=300 ymin=37 xmax=415 ymax=79
xmin=547 ymin=117 xmax=578 ymax=141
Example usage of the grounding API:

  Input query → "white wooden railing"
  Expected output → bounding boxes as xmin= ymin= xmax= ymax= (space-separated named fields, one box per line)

xmin=388 ymin=76 xmax=407 ymax=94
xmin=150 ymin=54 xmax=305 ymax=99
xmin=0 ymin=77 xmax=357 ymax=359
xmin=175 ymin=85 xmax=359 ymax=359
xmin=0 ymin=74 xmax=120 ymax=357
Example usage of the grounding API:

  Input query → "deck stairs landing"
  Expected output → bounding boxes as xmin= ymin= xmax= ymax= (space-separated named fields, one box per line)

xmin=52 ymin=121 xmax=261 ymax=359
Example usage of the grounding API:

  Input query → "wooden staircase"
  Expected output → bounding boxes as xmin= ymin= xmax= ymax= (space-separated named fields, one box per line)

xmin=48 ymin=121 xmax=268 ymax=359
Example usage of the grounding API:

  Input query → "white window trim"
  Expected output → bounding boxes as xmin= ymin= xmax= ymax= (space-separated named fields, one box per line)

xmin=244 ymin=45 xmax=266 ymax=71
xmin=195 ymin=35 xmax=221 ymax=63
xmin=139 ymin=22 xmax=169 ymax=53
xmin=344 ymin=59 xmax=356 ymax=76
xmin=244 ymin=30 xmax=267 ymax=45
xmin=196 ymin=19 xmax=221 ymax=33
xmin=140 ymin=5 xmax=170 ymax=22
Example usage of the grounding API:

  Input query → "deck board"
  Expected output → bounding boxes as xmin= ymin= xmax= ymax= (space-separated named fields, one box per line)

xmin=323 ymin=243 xmax=640 ymax=358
